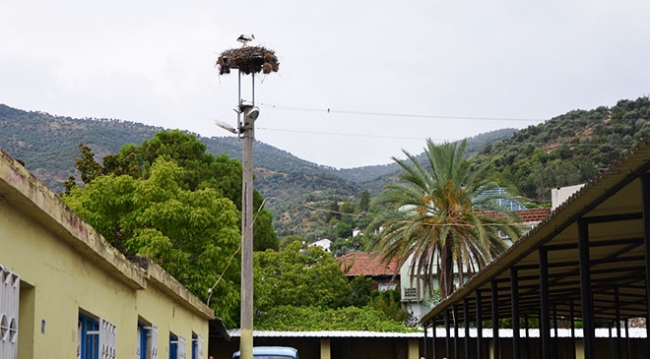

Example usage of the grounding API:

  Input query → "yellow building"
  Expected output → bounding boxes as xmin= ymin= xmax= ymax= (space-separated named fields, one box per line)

xmin=0 ymin=149 xmax=214 ymax=359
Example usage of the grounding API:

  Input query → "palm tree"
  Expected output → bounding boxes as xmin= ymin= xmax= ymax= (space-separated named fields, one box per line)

xmin=368 ymin=139 xmax=522 ymax=300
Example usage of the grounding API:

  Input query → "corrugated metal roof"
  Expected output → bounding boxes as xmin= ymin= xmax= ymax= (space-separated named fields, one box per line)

xmin=227 ymin=328 xmax=647 ymax=339
xmin=227 ymin=329 xmax=422 ymax=338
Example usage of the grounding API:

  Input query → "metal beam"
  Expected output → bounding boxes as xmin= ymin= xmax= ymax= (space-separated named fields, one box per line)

xmin=615 ymin=287 xmax=622 ymax=359
xmin=432 ymin=317 xmax=437 ymax=359
xmin=539 ymin=248 xmax=551 ymax=359
xmin=463 ymin=298 xmax=470 ymax=359
xmin=476 ymin=290 xmax=483 ymax=359
xmin=511 ymin=267 xmax=521 ymax=359
xmin=641 ymin=172 xmax=650 ymax=354
xmin=570 ymin=300 xmax=576 ymax=359
xmin=423 ymin=319 xmax=428 ymax=359
xmin=453 ymin=304 xmax=459 ymax=359
xmin=492 ymin=280 xmax=500 ymax=359
xmin=444 ymin=309 xmax=451 ymax=359
xmin=578 ymin=218 xmax=596 ymax=359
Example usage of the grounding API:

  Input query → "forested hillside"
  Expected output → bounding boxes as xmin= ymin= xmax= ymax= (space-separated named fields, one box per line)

xmin=474 ymin=97 xmax=650 ymax=202
xmin=2 ymin=97 xmax=650 ymax=240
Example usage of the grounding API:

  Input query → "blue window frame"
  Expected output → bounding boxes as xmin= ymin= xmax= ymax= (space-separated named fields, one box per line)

xmin=191 ymin=333 xmax=198 ymax=359
xmin=169 ymin=334 xmax=178 ymax=359
xmin=78 ymin=314 xmax=99 ymax=359
xmin=138 ymin=323 xmax=148 ymax=359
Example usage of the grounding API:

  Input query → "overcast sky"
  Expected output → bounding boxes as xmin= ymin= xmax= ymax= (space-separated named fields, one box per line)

xmin=2 ymin=1 xmax=649 ymax=168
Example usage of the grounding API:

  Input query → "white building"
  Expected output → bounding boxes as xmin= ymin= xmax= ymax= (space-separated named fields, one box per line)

xmin=308 ymin=238 xmax=332 ymax=252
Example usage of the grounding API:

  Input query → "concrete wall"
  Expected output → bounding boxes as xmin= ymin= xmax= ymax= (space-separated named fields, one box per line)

xmin=0 ymin=150 xmax=212 ymax=359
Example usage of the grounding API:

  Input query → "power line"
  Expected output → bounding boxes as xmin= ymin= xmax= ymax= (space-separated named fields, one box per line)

xmin=256 ymin=125 xmax=639 ymax=148
xmin=256 ymin=127 xmax=426 ymax=141
xmin=259 ymin=103 xmax=544 ymax=122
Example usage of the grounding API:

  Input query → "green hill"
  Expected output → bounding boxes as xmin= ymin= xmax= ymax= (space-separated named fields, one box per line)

xmin=3 ymin=97 xmax=649 ymax=239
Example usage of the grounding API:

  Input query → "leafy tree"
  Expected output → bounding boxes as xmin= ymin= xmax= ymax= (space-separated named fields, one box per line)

xmin=255 ymin=306 xmax=410 ymax=332
xmin=69 ymin=130 xmax=278 ymax=251
xmin=368 ymin=290 xmax=407 ymax=323
xmin=336 ymin=220 xmax=353 ymax=239
xmin=253 ymin=243 xmax=351 ymax=313
xmin=278 ymin=235 xmax=306 ymax=251
xmin=348 ymin=275 xmax=375 ymax=307
xmin=76 ymin=143 xmax=102 ymax=184
xmin=324 ymin=201 xmax=341 ymax=223
xmin=63 ymin=160 xmax=241 ymax=326
xmin=359 ymin=190 xmax=371 ymax=212
xmin=368 ymin=139 xmax=522 ymax=299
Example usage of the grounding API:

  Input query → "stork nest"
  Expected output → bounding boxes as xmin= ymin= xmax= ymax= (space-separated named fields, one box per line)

xmin=216 ymin=46 xmax=280 ymax=75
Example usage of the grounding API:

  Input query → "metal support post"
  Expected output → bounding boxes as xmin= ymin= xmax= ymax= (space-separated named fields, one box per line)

xmin=539 ymin=248 xmax=551 ymax=359
xmin=511 ymin=267 xmax=521 ymax=359
xmin=578 ymin=219 xmax=595 ymax=359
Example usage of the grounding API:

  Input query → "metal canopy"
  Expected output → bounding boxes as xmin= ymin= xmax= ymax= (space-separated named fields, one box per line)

xmin=420 ymin=138 xmax=650 ymax=328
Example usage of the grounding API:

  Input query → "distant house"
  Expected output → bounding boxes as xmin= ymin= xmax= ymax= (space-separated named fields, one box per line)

xmin=338 ymin=252 xmax=400 ymax=291
xmin=309 ymin=237 xmax=333 ymax=252
xmin=0 ymin=149 xmax=218 ymax=359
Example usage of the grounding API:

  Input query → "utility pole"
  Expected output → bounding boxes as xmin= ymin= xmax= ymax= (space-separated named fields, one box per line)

xmin=216 ymin=40 xmax=279 ymax=359
xmin=239 ymin=100 xmax=257 ymax=359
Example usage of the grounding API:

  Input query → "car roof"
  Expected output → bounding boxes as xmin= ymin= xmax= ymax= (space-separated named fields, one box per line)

xmin=232 ymin=346 xmax=298 ymax=358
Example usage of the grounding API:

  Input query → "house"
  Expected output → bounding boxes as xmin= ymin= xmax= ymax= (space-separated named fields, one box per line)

xmin=309 ymin=238 xmax=333 ymax=252
xmin=338 ymin=252 xmax=400 ymax=291
xmin=0 ymin=149 xmax=216 ymax=359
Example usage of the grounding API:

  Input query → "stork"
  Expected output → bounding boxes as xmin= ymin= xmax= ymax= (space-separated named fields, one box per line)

xmin=237 ymin=34 xmax=254 ymax=47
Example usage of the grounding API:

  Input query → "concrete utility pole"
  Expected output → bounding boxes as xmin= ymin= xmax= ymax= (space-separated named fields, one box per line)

xmin=216 ymin=40 xmax=279 ymax=359
xmin=239 ymin=101 xmax=258 ymax=359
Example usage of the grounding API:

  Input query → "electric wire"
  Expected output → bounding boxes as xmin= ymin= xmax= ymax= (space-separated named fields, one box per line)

xmin=259 ymin=103 xmax=545 ymax=122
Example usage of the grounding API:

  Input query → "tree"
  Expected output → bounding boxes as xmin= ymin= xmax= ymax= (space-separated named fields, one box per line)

xmin=278 ymin=235 xmax=306 ymax=251
xmin=358 ymin=190 xmax=371 ymax=212
xmin=69 ymin=130 xmax=278 ymax=251
xmin=253 ymin=243 xmax=351 ymax=313
xmin=63 ymin=160 xmax=242 ymax=326
xmin=368 ymin=139 xmax=522 ymax=300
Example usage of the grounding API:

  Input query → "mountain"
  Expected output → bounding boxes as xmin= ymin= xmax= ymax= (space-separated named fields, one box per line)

xmin=3 ymin=97 xmax=649 ymax=239
xmin=0 ymin=104 xmax=519 ymax=238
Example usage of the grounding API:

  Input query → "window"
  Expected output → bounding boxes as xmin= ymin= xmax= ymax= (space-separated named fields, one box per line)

xmin=378 ymin=283 xmax=397 ymax=292
xmin=78 ymin=314 xmax=99 ymax=359
xmin=191 ymin=333 xmax=203 ymax=359
xmin=78 ymin=313 xmax=116 ymax=359
xmin=137 ymin=322 xmax=158 ymax=359
xmin=169 ymin=334 xmax=186 ymax=359
xmin=0 ymin=265 xmax=20 ymax=359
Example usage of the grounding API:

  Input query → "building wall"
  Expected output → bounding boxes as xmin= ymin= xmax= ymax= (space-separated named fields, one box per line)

xmin=0 ymin=151 xmax=211 ymax=359
xmin=1 ymin=200 xmax=139 ymax=358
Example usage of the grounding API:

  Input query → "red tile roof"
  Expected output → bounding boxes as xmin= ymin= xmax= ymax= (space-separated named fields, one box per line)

xmin=338 ymin=252 xmax=400 ymax=277
xmin=515 ymin=208 xmax=551 ymax=223
xmin=480 ymin=208 xmax=551 ymax=223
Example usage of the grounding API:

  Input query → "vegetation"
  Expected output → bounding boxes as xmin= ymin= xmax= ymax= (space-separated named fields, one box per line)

xmin=253 ymin=243 xmax=410 ymax=330
xmin=63 ymin=159 xmax=242 ymax=326
xmin=62 ymin=130 xmax=281 ymax=326
xmin=474 ymin=97 xmax=650 ymax=202
xmin=368 ymin=140 xmax=522 ymax=299
xmin=5 ymin=96 xmax=650 ymax=331
xmin=3 ymin=97 xmax=650 ymax=245
xmin=256 ymin=306 xmax=411 ymax=332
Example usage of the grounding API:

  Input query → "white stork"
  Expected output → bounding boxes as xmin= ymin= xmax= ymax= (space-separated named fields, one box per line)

xmin=237 ymin=34 xmax=254 ymax=47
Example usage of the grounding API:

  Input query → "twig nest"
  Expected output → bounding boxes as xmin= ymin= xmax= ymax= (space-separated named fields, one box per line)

xmin=216 ymin=46 xmax=280 ymax=75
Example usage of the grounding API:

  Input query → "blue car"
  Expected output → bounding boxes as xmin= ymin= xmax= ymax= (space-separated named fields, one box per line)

xmin=232 ymin=346 xmax=299 ymax=359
